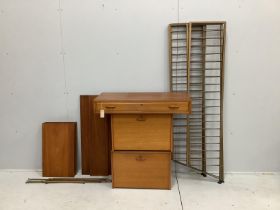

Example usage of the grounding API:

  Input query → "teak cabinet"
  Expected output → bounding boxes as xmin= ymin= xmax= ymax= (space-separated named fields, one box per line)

xmin=94 ymin=92 xmax=191 ymax=189
xmin=42 ymin=122 xmax=77 ymax=177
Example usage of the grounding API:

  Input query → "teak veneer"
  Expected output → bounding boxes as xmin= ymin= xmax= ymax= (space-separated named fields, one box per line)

xmin=94 ymin=92 xmax=191 ymax=189
xmin=42 ymin=122 xmax=77 ymax=177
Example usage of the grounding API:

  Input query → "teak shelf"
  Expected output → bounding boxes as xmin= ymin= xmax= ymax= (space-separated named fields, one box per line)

xmin=94 ymin=92 xmax=191 ymax=189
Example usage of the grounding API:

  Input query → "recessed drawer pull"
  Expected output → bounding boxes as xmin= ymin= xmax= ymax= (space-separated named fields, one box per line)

xmin=136 ymin=115 xmax=146 ymax=121
xmin=105 ymin=106 xmax=116 ymax=109
xmin=168 ymin=105 xmax=179 ymax=109
xmin=135 ymin=155 xmax=146 ymax=161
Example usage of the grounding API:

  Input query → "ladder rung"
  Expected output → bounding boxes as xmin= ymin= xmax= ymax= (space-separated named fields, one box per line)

xmin=192 ymin=105 xmax=220 ymax=108
xmin=191 ymin=44 xmax=223 ymax=47
xmin=171 ymin=68 xmax=187 ymax=71
xmin=191 ymin=37 xmax=222 ymax=40
xmin=189 ymin=128 xmax=220 ymax=130
xmin=171 ymin=31 xmax=187 ymax=33
xmin=172 ymin=38 xmax=187 ymax=41
xmin=192 ymin=52 xmax=222 ymax=55
xmin=189 ymin=136 xmax=220 ymax=138
xmin=172 ymin=46 xmax=187 ymax=48
xmin=190 ymin=60 xmax=222 ymax=63
xmin=190 ymin=68 xmax=221 ymax=70
xmin=188 ymin=75 xmax=220 ymax=78
xmin=190 ymin=157 xmax=219 ymax=160
xmin=172 ymin=75 xmax=187 ymax=78
xmin=188 ymin=164 xmax=220 ymax=167
xmin=191 ymin=29 xmax=223 ymax=32
xmin=172 ymin=60 xmax=187 ymax=63
xmin=172 ymin=53 xmax=187 ymax=56
xmin=190 ymin=143 xmax=220 ymax=145
xmin=174 ymin=119 xmax=220 ymax=122
xmin=187 ymin=90 xmax=221 ymax=93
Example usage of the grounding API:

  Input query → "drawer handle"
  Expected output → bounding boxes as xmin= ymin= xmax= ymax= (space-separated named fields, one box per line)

xmin=135 ymin=155 xmax=146 ymax=161
xmin=168 ymin=105 xmax=179 ymax=109
xmin=105 ymin=106 xmax=116 ymax=109
xmin=136 ymin=115 xmax=146 ymax=121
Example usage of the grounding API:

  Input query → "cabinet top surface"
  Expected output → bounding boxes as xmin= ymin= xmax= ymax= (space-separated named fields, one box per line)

xmin=94 ymin=92 xmax=191 ymax=103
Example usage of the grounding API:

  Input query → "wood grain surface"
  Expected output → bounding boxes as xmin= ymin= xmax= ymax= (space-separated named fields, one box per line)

xmin=80 ymin=95 xmax=111 ymax=176
xmin=42 ymin=122 xmax=77 ymax=177
xmin=94 ymin=92 xmax=192 ymax=114
xmin=112 ymin=114 xmax=172 ymax=151
xmin=94 ymin=92 xmax=191 ymax=102
xmin=80 ymin=96 xmax=93 ymax=174
xmin=112 ymin=151 xmax=171 ymax=189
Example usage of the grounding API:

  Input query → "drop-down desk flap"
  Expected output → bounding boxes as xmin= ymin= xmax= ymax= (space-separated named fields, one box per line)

xmin=94 ymin=92 xmax=192 ymax=114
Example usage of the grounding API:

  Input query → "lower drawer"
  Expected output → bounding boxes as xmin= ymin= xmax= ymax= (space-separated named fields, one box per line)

xmin=112 ymin=151 xmax=171 ymax=189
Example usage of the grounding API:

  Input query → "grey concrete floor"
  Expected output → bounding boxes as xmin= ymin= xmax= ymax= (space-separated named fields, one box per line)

xmin=0 ymin=170 xmax=279 ymax=210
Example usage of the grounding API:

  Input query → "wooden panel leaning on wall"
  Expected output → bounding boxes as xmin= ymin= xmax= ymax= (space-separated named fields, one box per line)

xmin=42 ymin=122 xmax=77 ymax=177
xmin=80 ymin=96 xmax=111 ymax=176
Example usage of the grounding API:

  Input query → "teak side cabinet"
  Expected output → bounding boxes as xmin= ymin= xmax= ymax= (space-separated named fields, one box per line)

xmin=42 ymin=122 xmax=77 ymax=177
xmin=94 ymin=92 xmax=191 ymax=189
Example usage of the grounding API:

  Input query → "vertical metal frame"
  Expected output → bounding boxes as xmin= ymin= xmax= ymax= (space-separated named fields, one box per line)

xmin=169 ymin=23 xmax=188 ymax=166
xmin=218 ymin=22 xmax=226 ymax=183
xmin=201 ymin=24 xmax=207 ymax=176
xmin=186 ymin=23 xmax=191 ymax=166
xmin=169 ymin=21 xmax=226 ymax=183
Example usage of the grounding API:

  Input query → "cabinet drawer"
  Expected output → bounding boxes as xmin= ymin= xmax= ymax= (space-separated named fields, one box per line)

xmin=112 ymin=114 xmax=172 ymax=151
xmin=112 ymin=151 xmax=171 ymax=189
xmin=95 ymin=102 xmax=190 ymax=114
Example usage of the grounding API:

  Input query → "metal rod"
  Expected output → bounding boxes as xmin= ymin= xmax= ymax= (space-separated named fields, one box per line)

xmin=26 ymin=178 xmax=111 ymax=184
xmin=168 ymin=25 xmax=173 ymax=92
xmin=188 ymin=135 xmax=220 ymax=138
xmin=186 ymin=23 xmax=191 ymax=166
xmin=189 ymin=165 xmax=220 ymax=167
xmin=219 ymin=23 xmax=226 ymax=183
xmin=191 ymin=29 xmax=223 ymax=32
xmin=171 ymin=30 xmax=188 ymax=33
xmin=172 ymin=61 xmax=187 ymax=63
xmin=191 ymin=45 xmax=224 ymax=47
xmin=200 ymin=24 xmax=207 ymax=176
xmin=172 ymin=38 xmax=187 ymax=41
xmin=189 ymin=127 xmax=220 ymax=130
xmin=191 ymin=37 xmax=221 ymax=40
xmin=175 ymin=143 xmax=220 ymax=146
xmin=172 ymin=46 xmax=187 ymax=49
xmin=172 ymin=52 xmax=222 ymax=55
xmin=190 ymin=60 xmax=222 ymax=63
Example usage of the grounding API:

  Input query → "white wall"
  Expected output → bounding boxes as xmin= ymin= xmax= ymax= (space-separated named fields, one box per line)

xmin=0 ymin=0 xmax=279 ymax=172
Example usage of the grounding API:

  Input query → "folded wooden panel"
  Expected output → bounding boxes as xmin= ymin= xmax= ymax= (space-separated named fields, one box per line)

xmin=80 ymin=96 xmax=92 ymax=174
xmin=92 ymin=105 xmax=111 ymax=176
xmin=80 ymin=95 xmax=111 ymax=176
